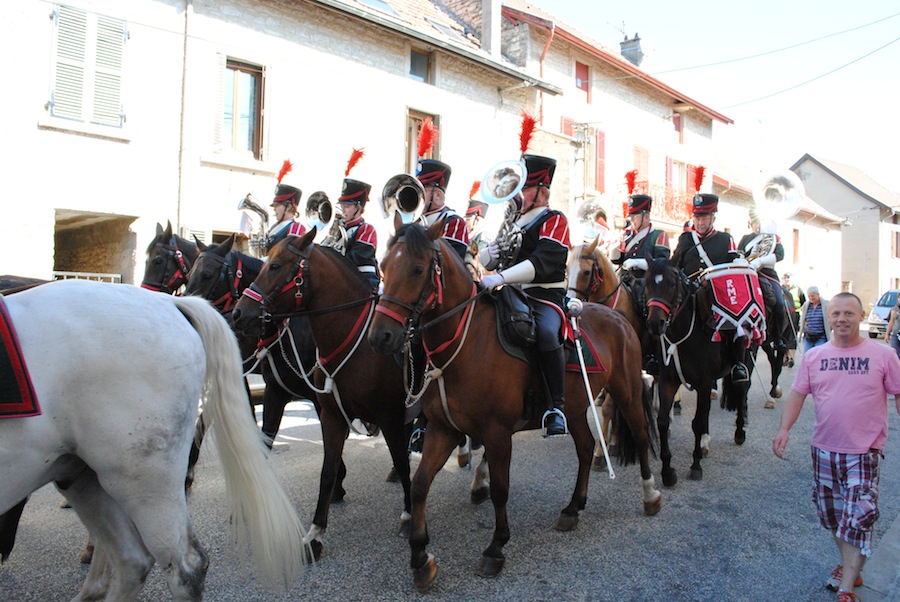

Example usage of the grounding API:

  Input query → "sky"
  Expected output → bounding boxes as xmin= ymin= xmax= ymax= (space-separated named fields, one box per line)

xmin=535 ymin=0 xmax=900 ymax=192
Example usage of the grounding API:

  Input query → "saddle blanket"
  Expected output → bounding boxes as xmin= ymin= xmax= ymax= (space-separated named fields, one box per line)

xmin=705 ymin=264 xmax=766 ymax=346
xmin=0 ymin=297 xmax=40 ymax=418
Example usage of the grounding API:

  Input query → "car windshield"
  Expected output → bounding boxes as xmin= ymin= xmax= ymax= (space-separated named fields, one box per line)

xmin=878 ymin=291 xmax=899 ymax=307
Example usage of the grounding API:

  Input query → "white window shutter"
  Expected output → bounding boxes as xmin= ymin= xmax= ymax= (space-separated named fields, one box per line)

xmin=52 ymin=5 xmax=87 ymax=121
xmin=212 ymin=53 xmax=227 ymax=151
xmin=92 ymin=15 xmax=125 ymax=126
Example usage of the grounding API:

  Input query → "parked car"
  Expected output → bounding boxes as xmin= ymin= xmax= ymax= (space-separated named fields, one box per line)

xmin=868 ymin=290 xmax=900 ymax=338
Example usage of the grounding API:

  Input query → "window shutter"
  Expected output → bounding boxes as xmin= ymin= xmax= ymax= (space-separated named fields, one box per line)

xmin=560 ymin=116 xmax=574 ymax=137
xmin=594 ymin=130 xmax=605 ymax=193
xmin=666 ymin=156 xmax=673 ymax=187
xmin=52 ymin=5 xmax=87 ymax=121
xmin=92 ymin=15 xmax=125 ymax=126
xmin=213 ymin=54 xmax=227 ymax=151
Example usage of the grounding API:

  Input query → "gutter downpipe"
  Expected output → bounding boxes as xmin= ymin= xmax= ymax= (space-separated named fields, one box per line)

xmin=177 ymin=0 xmax=192 ymax=233
xmin=538 ymin=23 xmax=555 ymax=124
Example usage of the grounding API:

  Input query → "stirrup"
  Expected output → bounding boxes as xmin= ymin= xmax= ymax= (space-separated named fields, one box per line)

xmin=731 ymin=363 xmax=749 ymax=384
xmin=542 ymin=408 xmax=568 ymax=438
xmin=408 ymin=427 xmax=426 ymax=454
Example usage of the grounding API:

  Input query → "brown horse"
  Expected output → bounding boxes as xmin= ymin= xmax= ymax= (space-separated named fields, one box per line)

xmin=367 ymin=219 xmax=661 ymax=589
xmin=230 ymin=232 xmax=414 ymax=560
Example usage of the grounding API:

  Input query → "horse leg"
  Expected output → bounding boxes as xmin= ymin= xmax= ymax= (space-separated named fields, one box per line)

xmin=469 ymin=452 xmax=490 ymax=505
xmin=767 ymin=344 xmax=784 ymax=399
xmin=409 ymin=423 xmax=458 ymax=590
xmin=59 ymin=469 xmax=157 ymax=602
xmin=260 ymin=382 xmax=291 ymax=448
xmin=690 ymin=387 xmax=712 ymax=480
xmin=656 ymin=378 xmax=679 ymax=487
xmin=557 ymin=404 xmax=595 ymax=531
xmin=306 ymin=411 xmax=350 ymax=561
xmin=593 ymin=394 xmax=617 ymax=472
xmin=185 ymin=412 xmax=206 ymax=491
xmin=475 ymin=430 xmax=513 ymax=579
xmin=457 ymin=435 xmax=471 ymax=468
xmin=378 ymin=416 xmax=413 ymax=538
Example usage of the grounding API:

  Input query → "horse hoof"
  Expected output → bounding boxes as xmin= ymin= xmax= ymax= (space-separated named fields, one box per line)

xmin=397 ymin=518 xmax=411 ymax=539
xmin=673 ymin=403 xmax=682 ymax=416
xmin=643 ymin=495 xmax=663 ymax=516
xmin=764 ymin=399 xmax=776 ymax=409
xmin=689 ymin=468 xmax=703 ymax=481
xmin=592 ymin=455 xmax=608 ymax=472
xmin=385 ymin=467 xmax=400 ymax=483
xmin=702 ymin=447 xmax=709 ymax=458
xmin=662 ymin=469 xmax=677 ymax=488
xmin=79 ymin=545 xmax=94 ymax=565
xmin=304 ymin=539 xmax=323 ymax=563
xmin=332 ymin=485 xmax=346 ymax=504
xmin=475 ymin=554 xmax=505 ymax=578
xmin=735 ymin=430 xmax=746 ymax=445
xmin=555 ymin=512 xmax=579 ymax=532
xmin=772 ymin=386 xmax=782 ymax=399
xmin=458 ymin=452 xmax=470 ymax=468
xmin=413 ymin=554 xmax=438 ymax=590
xmin=470 ymin=486 xmax=489 ymax=505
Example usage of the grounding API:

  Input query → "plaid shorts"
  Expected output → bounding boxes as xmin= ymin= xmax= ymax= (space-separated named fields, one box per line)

xmin=811 ymin=446 xmax=881 ymax=557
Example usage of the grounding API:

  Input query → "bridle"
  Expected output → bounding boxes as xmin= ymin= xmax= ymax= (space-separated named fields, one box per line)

xmin=141 ymin=236 xmax=194 ymax=294
xmin=193 ymin=250 xmax=245 ymax=313
xmin=645 ymin=266 xmax=690 ymax=333
xmin=568 ymin=251 xmax=604 ymax=300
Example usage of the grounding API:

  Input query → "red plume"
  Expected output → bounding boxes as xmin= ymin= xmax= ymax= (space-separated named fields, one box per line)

xmin=519 ymin=109 xmax=537 ymax=155
xmin=625 ymin=170 xmax=638 ymax=194
xmin=344 ymin=148 xmax=365 ymax=177
xmin=416 ymin=117 xmax=437 ymax=158
xmin=690 ymin=165 xmax=706 ymax=193
xmin=622 ymin=201 xmax=629 ymax=219
xmin=469 ymin=180 xmax=481 ymax=200
xmin=277 ymin=159 xmax=293 ymax=184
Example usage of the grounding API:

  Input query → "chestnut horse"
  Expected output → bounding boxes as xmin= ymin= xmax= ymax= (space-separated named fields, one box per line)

xmin=367 ymin=220 xmax=661 ymax=589
xmin=231 ymin=232 xmax=414 ymax=560
xmin=643 ymin=258 xmax=751 ymax=486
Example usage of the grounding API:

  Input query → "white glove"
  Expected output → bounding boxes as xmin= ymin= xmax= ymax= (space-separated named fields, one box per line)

xmin=481 ymin=273 xmax=505 ymax=290
xmin=487 ymin=240 xmax=501 ymax=261
xmin=567 ymin=297 xmax=584 ymax=317
xmin=750 ymin=258 xmax=762 ymax=270
xmin=622 ymin=258 xmax=648 ymax=271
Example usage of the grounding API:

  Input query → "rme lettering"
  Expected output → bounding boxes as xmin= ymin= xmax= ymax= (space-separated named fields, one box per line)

xmin=726 ymin=278 xmax=738 ymax=304
xmin=819 ymin=357 xmax=870 ymax=372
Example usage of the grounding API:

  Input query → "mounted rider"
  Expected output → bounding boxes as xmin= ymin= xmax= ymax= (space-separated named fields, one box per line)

xmin=479 ymin=111 xmax=571 ymax=437
xmin=265 ymin=159 xmax=307 ymax=254
xmin=738 ymin=207 xmax=788 ymax=350
xmin=415 ymin=118 xmax=469 ymax=261
xmin=465 ymin=182 xmax=490 ymax=253
xmin=610 ymin=170 xmax=670 ymax=374
xmin=324 ymin=148 xmax=380 ymax=293
xmin=671 ymin=168 xmax=750 ymax=383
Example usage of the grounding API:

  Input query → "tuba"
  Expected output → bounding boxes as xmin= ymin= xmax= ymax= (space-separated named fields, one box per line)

xmin=480 ymin=159 xmax=527 ymax=270
xmin=237 ymin=193 xmax=270 ymax=257
xmin=305 ymin=191 xmax=334 ymax=243
xmin=747 ymin=171 xmax=805 ymax=262
xmin=380 ymin=174 xmax=425 ymax=224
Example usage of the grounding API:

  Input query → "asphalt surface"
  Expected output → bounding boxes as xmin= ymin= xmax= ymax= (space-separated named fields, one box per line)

xmin=2 ymin=347 xmax=900 ymax=601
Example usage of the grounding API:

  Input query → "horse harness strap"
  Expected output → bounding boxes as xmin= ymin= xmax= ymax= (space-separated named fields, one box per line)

xmin=659 ymin=292 xmax=698 ymax=391
xmin=143 ymin=237 xmax=193 ymax=294
xmin=199 ymin=250 xmax=244 ymax=313
xmin=375 ymin=236 xmax=445 ymax=338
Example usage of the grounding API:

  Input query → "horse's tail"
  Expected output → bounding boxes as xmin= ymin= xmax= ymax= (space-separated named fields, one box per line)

xmin=613 ymin=376 xmax=658 ymax=465
xmin=720 ymin=374 xmax=749 ymax=413
xmin=173 ymin=295 xmax=307 ymax=591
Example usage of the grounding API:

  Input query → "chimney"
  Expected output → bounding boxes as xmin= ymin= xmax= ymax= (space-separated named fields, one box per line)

xmin=620 ymin=33 xmax=644 ymax=67
xmin=482 ymin=0 xmax=501 ymax=57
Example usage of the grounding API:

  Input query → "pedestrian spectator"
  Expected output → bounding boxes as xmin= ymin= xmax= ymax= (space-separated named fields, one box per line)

xmin=773 ymin=292 xmax=900 ymax=601
xmin=799 ymin=286 xmax=831 ymax=353
xmin=884 ymin=296 xmax=900 ymax=360
xmin=782 ymin=272 xmax=806 ymax=367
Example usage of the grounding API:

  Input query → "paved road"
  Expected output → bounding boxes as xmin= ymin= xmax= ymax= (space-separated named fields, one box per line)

xmin=3 ymin=351 xmax=900 ymax=601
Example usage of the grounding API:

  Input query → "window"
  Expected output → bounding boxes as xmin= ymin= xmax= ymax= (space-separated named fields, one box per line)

xmin=668 ymin=159 xmax=688 ymax=192
xmin=406 ymin=110 xmax=440 ymax=172
xmin=633 ymin=147 xmax=649 ymax=182
xmin=223 ymin=60 xmax=264 ymax=159
xmin=409 ymin=48 xmax=433 ymax=83
xmin=49 ymin=5 xmax=126 ymax=127
xmin=575 ymin=61 xmax=590 ymax=102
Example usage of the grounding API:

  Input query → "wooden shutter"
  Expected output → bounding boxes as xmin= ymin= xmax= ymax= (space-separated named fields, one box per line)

xmin=560 ymin=116 xmax=575 ymax=137
xmin=92 ymin=15 xmax=125 ymax=126
xmin=594 ymin=130 xmax=605 ymax=193
xmin=52 ymin=5 xmax=87 ymax=121
xmin=665 ymin=156 xmax=673 ymax=187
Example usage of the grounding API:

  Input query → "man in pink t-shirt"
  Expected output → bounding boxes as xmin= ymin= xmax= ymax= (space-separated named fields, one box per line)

xmin=773 ymin=293 xmax=900 ymax=602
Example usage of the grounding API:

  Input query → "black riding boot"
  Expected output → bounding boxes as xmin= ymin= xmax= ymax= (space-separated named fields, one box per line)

xmin=539 ymin=346 xmax=568 ymax=437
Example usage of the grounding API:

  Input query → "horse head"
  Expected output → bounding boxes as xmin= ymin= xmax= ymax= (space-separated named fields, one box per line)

xmin=185 ymin=234 xmax=264 ymax=314
xmin=368 ymin=215 xmax=468 ymax=355
xmin=141 ymin=221 xmax=199 ymax=294
xmin=644 ymin=258 xmax=688 ymax=337
xmin=567 ymin=235 xmax=613 ymax=302
xmin=232 ymin=228 xmax=317 ymax=335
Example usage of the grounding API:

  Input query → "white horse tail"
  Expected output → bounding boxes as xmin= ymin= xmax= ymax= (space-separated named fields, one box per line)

xmin=172 ymin=295 xmax=307 ymax=591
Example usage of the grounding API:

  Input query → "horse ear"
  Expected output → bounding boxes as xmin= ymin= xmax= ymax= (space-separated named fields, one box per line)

xmin=156 ymin=222 xmax=164 ymax=237
xmin=164 ymin=221 xmax=173 ymax=239
xmin=586 ymin=235 xmax=599 ymax=255
xmin=222 ymin=233 xmax=236 ymax=253
xmin=194 ymin=235 xmax=207 ymax=252
xmin=393 ymin=211 xmax=404 ymax=234
xmin=298 ymin=226 xmax=316 ymax=249
xmin=426 ymin=215 xmax=446 ymax=242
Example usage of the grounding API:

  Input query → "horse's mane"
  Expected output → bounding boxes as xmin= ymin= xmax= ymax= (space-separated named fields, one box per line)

xmin=232 ymin=251 xmax=263 ymax=275
xmin=389 ymin=223 xmax=472 ymax=284
xmin=315 ymin=244 xmax=371 ymax=288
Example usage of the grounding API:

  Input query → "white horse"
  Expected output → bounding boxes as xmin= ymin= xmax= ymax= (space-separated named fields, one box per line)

xmin=0 ymin=280 xmax=306 ymax=600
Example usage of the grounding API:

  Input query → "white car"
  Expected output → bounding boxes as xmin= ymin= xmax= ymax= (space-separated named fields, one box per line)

xmin=868 ymin=290 xmax=900 ymax=338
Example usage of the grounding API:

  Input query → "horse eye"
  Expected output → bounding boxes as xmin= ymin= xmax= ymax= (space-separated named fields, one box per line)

xmin=413 ymin=265 xmax=425 ymax=276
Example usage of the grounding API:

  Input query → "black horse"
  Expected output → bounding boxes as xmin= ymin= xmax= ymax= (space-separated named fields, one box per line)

xmin=747 ymin=277 xmax=797 ymax=404
xmin=644 ymin=258 xmax=752 ymax=485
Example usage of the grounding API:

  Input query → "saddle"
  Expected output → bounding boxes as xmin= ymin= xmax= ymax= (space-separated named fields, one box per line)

xmin=0 ymin=297 xmax=40 ymax=418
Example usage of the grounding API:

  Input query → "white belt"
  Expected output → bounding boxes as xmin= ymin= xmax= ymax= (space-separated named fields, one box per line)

xmin=522 ymin=281 xmax=567 ymax=290
xmin=358 ymin=266 xmax=377 ymax=274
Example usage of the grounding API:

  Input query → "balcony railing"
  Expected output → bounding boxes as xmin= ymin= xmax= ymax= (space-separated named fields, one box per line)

xmin=52 ymin=271 xmax=122 ymax=283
